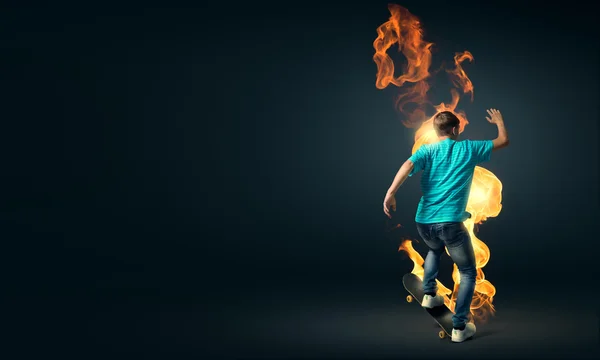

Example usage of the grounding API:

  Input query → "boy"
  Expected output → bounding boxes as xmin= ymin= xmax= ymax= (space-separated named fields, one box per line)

xmin=383 ymin=109 xmax=508 ymax=343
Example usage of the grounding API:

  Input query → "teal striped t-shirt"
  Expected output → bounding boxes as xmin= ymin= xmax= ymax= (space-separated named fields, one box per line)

xmin=408 ymin=138 xmax=494 ymax=224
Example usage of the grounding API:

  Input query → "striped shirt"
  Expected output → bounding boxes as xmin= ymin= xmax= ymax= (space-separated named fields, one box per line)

xmin=408 ymin=138 xmax=494 ymax=224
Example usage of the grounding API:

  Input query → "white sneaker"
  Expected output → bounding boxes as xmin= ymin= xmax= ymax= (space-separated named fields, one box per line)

xmin=451 ymin=323 xmax=476 ymax=343
xmin=422 ymin=294 xmax=445 ymax=308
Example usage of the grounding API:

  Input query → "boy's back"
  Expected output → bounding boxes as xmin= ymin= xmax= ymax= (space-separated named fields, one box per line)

xmin=409 ymin=138 xmax=493 ymax=224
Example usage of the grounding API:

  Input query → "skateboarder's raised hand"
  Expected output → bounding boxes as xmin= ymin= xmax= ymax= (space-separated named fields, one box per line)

xmin=485 ymin=109 xmax=509 ymax=151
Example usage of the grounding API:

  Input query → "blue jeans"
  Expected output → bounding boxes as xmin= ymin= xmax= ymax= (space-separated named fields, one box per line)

xmin=416 ymin=222 xmax=477 ymax=328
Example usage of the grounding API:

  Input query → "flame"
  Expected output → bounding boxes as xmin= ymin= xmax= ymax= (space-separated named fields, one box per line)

xmin=373 ymin=4 xmax=432 ymax=129
xmin=447 ymin=52 xmax=475 ymax=101
xmin=374 ymin=4 xmax=502 ymax=322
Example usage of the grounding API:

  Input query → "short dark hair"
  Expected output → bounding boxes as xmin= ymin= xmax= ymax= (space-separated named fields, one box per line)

xmin=433 ymin=111 xmax=460 ymax=136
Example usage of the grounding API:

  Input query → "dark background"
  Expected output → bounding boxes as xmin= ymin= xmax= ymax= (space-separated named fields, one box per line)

xmin=2 ymin=0 xmax=599 ymax=358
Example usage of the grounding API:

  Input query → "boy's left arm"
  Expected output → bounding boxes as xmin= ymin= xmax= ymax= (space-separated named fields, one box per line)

xmin=383 ymin=159 xmax=414 ymax=218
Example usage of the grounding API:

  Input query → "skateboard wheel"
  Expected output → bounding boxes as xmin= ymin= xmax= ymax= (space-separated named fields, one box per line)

xmin=438 ymin=330 xmax=446 ymax=339
xmin=406 ymin=295 xmax=413 ymax=303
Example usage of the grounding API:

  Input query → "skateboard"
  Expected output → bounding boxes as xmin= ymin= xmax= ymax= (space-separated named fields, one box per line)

xmin=402 ymin=273 xmax=454 ymax=339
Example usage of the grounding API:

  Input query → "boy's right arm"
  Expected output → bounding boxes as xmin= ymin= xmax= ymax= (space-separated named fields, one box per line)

xmin=486 ymin=108 xmax=509 ymax=150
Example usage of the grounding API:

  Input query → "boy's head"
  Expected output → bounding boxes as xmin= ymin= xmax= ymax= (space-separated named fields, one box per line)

xmin=433 ymin=111 xmax=460 ymax=139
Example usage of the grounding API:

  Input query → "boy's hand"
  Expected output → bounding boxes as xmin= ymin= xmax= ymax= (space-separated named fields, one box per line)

xmin=486 ymin=108 xmax=503 ymax=124
xmin=383 ymin=193 xmax=396 ymax=218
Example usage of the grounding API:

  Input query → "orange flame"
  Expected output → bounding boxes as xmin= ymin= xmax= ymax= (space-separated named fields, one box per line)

xmin=373 ymin=4 xmax=433 ymax=128
xmin=447 ymin=52 xmax=475 ymax=101
xmin=374 ymin=4 xmax=502 ymax=322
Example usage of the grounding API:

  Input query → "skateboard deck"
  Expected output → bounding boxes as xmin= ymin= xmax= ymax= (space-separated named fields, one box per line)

xmin=402 ymin=273 xmax=454 ymax=339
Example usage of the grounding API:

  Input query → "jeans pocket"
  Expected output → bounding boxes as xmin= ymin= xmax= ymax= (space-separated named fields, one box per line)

xmin=416 ymin=223 xmax=431 ymax=242
xmin=441 ymin=223 xmax=466 ymax=248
